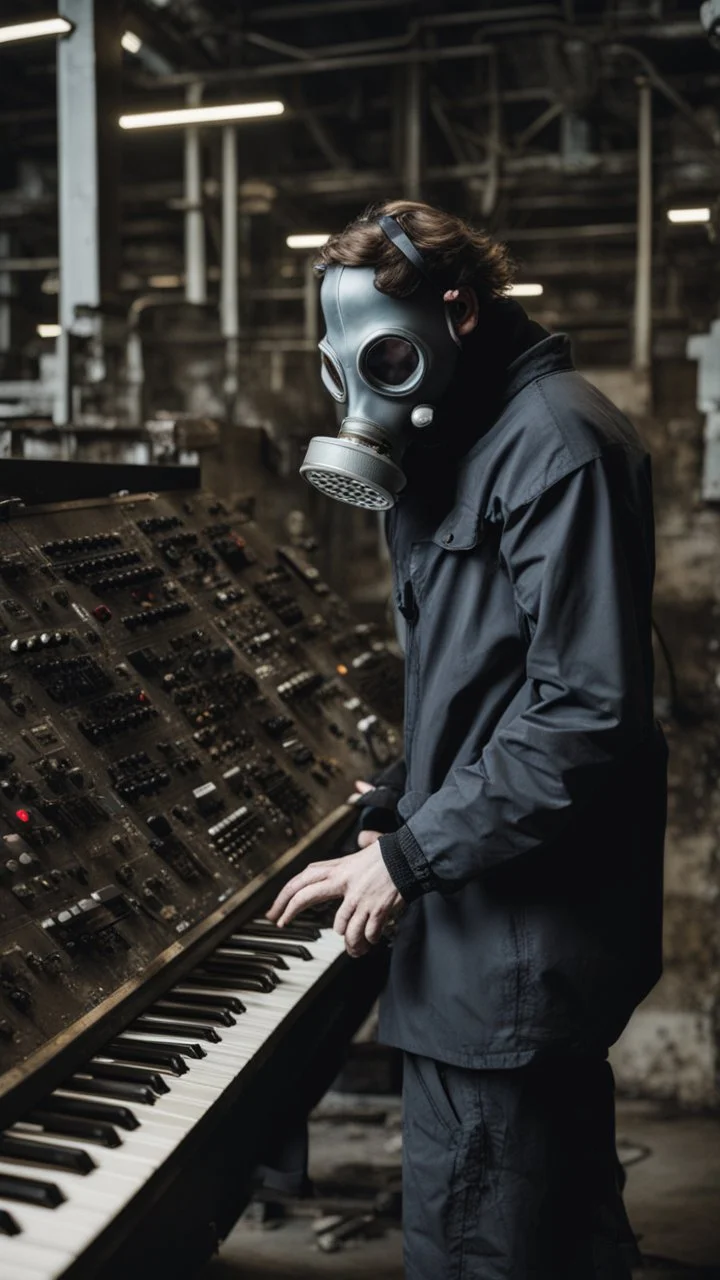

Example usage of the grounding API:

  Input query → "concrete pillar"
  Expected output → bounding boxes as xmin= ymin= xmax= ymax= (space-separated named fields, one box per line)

xmin=221 ymin=125 xmax=239 ymax=406
xmin=185 ymin=83 xmax=207 ymax=306
xmin=56 ymin=0 xmax=120 ymax=424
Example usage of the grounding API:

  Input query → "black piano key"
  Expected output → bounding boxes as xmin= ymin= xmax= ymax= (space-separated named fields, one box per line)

xmin=152 ymin=1000 xmax=236 ymax=1027
xmin=250 ymin=918 xmax=321 ymax=941
xmin=25 ymin=1111 xmax=122 ymax=1149
xmin=195 ymin=965 xmax=275 ymax=993
xmin=203 ymin=958 xmax=279 ymax=985
xmin=114 ymin=1034 xmax=206 ymax=1060
xmin=171 ymin=986 xmax=245 ymax=1014
xmin=0 ymin=1173 xmax=65 ymax=1208
xmin=132 ymin=1016 xmax=221 ymax=1044
xmin=86 ymin=1061 xmax=170 ymax=1094
xmin=0 ymin=1207 xmax=21 ymax=1235
xmin=106 ymin=1041 xmax=188 ymax=1075
xmin=42 ymin=1095 xmax=139 ymax=1131
xmin=218 ymin=946 xmax=288 ymax=971
xmin=62 ymin=1076 xmax=156 ymax=1106
xmin=210 ymin=952 xmax=282 ymax=977
xmin=0 ymin=1134 xmax=95 ymax=1176
xmin=230 ymin=935 xmax=312 ymax=960
xmin=297 ymin=903 xmax=331 ymax=921
xmin=196 ymin=956 xmax=267 ymax=974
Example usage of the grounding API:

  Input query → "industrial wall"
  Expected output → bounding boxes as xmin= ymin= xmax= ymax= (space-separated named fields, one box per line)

xmin=589 ymin=366 xmax=720 ymax=1107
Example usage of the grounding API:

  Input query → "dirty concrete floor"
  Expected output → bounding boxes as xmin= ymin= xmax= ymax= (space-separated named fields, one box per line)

xmin=202 ymin=1097 xmax=720 ymax=1279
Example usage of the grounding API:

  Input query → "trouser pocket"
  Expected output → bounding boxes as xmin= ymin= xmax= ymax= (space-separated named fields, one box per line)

xmin=408 ymin=1054 xmax=466 ymax=1134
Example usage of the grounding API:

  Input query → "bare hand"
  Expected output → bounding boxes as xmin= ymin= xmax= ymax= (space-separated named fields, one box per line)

xmin=266 ymin=839 xmax=403 ymax=958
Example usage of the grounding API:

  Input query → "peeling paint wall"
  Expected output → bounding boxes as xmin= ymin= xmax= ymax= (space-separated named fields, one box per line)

xmin=591 ymin=364 xmax=720 ymax=1108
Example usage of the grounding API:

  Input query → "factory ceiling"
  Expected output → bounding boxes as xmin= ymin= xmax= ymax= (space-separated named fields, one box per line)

xmin=1 ymin=0 xmax=719 ymax=346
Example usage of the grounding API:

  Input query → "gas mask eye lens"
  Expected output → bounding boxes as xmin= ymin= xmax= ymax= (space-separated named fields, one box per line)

xmin=364 ymin=337 xmax=421 ymax=389
xmin=320 ymin=349 xmax=346 ymax=402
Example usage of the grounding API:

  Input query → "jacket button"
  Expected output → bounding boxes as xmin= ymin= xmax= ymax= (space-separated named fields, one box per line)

xmin=443 ymin=532 xmax=454 ymax=545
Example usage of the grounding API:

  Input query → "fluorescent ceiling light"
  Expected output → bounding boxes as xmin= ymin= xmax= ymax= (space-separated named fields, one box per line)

xmin=508 ymin=282 xmax=544 ymax=298
xmin=37 ymin=323 xmax=61 ymax=339
xmin=0 ymin=17 xmax=72 ymax=45
xmin=667 ymin=207 xmax=711 ymax=224
xmin=120 ymin=100 xmax=285 ymax=130
xmin=287 ymin=233 xmax=330 ymax=249
xmin=121 ymin=30 xmax=142 ymax=54
xmin=149 ymin=274 xmax=182 ymax=288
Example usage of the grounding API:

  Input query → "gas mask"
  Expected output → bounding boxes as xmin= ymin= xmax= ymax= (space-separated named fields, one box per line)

xmin=300 ymin=215 xmax=461 ymax=509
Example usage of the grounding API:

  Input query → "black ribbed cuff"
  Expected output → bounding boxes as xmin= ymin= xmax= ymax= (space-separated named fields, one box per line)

xmin=379 ymin=831 xmax=419 ymax=901
xmin=379 ymin=826 xmax=429 ymax=903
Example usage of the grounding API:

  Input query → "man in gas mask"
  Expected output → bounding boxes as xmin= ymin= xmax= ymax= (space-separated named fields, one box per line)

xmin=268 ymin=200 xmax=667 ymax=1278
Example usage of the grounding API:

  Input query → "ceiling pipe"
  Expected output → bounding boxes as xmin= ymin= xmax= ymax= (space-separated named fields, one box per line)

xmin=140 ymin=41 xmax=496 ymax=88
xmin=244 ymin=32 xmax=312 ymax=61
xmin=250 ymin=0 xmax=418 ymax=18
xmin=421 ymin=5 xmax=564 ymax=26
xmin=606 ymin=43 xmax=720 ymax=155
xmin=140 ymin=26 xmax=707 ymax=94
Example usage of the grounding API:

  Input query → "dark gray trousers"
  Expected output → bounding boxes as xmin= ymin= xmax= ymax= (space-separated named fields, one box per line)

xmin=402 ymin=1053 xmax=636 ymax=1280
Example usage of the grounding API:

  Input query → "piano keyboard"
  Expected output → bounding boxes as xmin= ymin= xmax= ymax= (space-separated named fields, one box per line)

xmin=0 ymin=919 xmax=347 ymax=1280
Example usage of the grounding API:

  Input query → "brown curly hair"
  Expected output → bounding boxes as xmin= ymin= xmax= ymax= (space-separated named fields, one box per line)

xmin=315 ymin=199 xmax=515 ymax=300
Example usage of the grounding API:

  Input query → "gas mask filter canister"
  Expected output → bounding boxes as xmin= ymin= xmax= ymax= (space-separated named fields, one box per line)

xmin=300 ymin=215 xmax=461 ymax=509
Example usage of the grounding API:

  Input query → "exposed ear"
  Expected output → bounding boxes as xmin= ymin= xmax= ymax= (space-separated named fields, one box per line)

xmin=443 ymin=286 xmax=479 ymax=336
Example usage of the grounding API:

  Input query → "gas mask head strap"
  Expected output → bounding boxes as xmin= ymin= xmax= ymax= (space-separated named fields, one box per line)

xmin=377 ymin=214 xmax=439 ymax=289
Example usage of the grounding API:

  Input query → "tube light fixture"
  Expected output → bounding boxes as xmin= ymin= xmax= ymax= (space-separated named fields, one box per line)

xmin=667 ymin=207 xmax=711 ymax=224
xmin=508 ymin=283 xmax=544 ymax=298
xmin=120 ymin=100 xmax=285 ymax=130
xmin=0 ymin=17 xmax=72 ymax=45
xmin=287 ymin=233 xmax=330 ymax=250
xmin=121 ymin=30 xmax=142 ymax=54
xmin=37 ymin=323 xmax=61 ymax=339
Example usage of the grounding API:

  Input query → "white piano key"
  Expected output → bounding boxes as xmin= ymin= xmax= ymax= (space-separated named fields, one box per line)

xmin=0 ymin=1238 xmax=77 ymax=1277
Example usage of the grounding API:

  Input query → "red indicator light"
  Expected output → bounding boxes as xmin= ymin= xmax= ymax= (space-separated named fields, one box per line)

xmin=15 ymin=809 xmax=30 ymax=824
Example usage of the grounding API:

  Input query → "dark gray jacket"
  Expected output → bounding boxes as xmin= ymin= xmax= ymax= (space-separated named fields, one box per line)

xmin=372 ymin=327 xmax=667 ymax=1069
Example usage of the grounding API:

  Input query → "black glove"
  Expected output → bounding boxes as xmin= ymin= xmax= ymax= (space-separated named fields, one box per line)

xmin=338 ymin=757 xmax=407 ymax=854
xmin=356 ymin=757 xmax=407 ymax=835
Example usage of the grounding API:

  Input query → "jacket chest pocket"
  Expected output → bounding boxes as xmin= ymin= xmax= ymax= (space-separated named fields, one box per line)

xmin=431 ymin=502 xmax=483 ymax=554
xmin=406 ymin=503 xmax=489 ymax=609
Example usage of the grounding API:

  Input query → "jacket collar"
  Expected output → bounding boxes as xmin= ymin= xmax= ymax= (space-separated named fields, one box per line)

xmin=500 ymin=332 xmax=574 ymax=406
xmin=448 ymin=332 xmax=575 ymax=484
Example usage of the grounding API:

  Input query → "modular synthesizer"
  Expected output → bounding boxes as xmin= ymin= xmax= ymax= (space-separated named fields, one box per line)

xmin=0 ymin=483 xmax=403 ymax=1107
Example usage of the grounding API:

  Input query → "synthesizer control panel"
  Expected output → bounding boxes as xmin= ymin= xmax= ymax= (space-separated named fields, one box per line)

xmin=0 ymin=489 xmax=402 ymax=1084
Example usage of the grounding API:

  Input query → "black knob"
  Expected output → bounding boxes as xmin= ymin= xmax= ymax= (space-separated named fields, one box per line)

xmin=146 ymin=813 xmax=173 ymax=838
